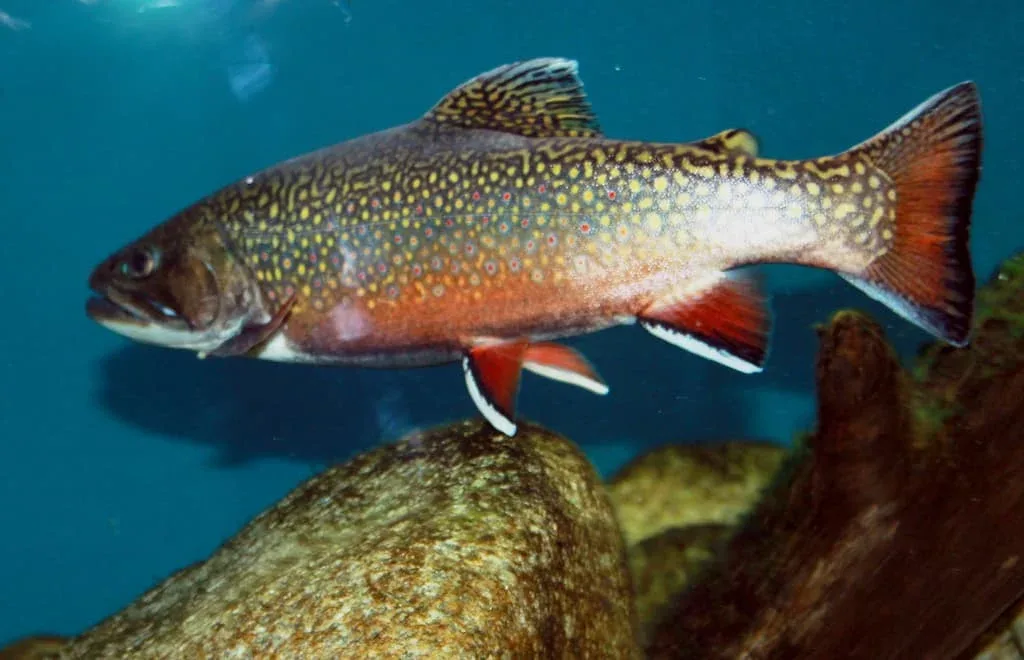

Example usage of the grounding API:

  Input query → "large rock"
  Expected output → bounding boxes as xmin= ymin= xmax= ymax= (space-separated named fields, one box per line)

xmin=607 ymin=442 xmax=787 ymax=640
xmin=647 ymin=252 xmax=1024 ymax=658
xmin=608 ymin=442 xmax=788 ymax=548
xmin=63 ymin=420 xmax=639 ymax=659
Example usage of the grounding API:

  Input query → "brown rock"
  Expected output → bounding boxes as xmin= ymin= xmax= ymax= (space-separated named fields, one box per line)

xmin=607 ymin=441 xmax=788 ymax=548
xmin=63 ymin=420 xmax=639 ymax=659
xmin=647 ymin=258 xmax=1024 ymax=660
xmin=627 ymin=524 xmax=731 ymax=642
xmin=966 ymin=593 xmax=1024 ymax=659
xmin=0 ymin=636 xmax=66 ymax=660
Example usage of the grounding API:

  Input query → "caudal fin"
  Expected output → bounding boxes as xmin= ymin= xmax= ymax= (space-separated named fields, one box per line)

xmin=841 ymin=81 xmax=982 ymax=347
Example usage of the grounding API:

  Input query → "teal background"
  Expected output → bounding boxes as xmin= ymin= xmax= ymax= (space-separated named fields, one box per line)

xmin=1 ymin=0 xmax=1021 ymax=644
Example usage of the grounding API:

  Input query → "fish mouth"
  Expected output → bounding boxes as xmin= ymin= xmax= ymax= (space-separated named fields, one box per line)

xmin=86 ymin=287 xmax=185 ymax=329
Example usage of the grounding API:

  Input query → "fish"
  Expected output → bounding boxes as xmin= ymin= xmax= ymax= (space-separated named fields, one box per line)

xmin=86 ymin=57 xmax=983 ymax=436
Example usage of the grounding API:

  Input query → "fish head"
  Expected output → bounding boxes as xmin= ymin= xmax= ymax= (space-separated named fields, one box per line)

xmin=86 ymin=210 xmax=266 ymax=354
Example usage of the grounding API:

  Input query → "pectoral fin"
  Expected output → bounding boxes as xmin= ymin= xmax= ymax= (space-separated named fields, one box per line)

xmin=205 ymin=293 xmax=296 ymax=359
xmin=639 ymin=272 xmax=771 ymax=373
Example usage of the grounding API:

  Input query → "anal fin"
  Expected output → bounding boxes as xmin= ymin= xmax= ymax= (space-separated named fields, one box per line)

xmin=639 ymin=272 xmax=771 ymax=374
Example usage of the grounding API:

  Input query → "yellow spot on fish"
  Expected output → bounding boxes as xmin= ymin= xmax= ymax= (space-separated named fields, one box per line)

xmin=835 ymin=203 xmax=855 ymax=220
xmin=653 ymin=176 xmax=668 ymax=193
xmin=807 ymin=182 xmax=821 ymax=196
xmin=869 ymin=175 xmax=881 ymax=189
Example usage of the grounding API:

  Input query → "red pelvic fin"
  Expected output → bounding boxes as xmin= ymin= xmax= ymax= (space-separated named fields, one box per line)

xmin=639 ymin=273 xmax=771 ymax=374
xmin=844 ymin=81 xmax=982 ymax=346
xmin=208 ymin=292 xmax=297 ymax=358
xmin=463 ymin=339 xmax=529 ymax=436
xmin=523 ymin=342 xmax=609 ymax=395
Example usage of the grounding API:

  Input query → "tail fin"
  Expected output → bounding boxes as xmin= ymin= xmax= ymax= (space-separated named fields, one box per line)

xmin=841 ymin=81 xmax=982 ymax=347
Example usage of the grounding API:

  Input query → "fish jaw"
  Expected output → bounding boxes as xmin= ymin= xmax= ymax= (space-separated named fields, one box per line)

xmin=86 ymin=286 xmax=245 ymax=353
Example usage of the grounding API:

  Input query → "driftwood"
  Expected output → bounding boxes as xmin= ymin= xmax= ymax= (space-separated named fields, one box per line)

xmin=648 ymin=254 xmax=1024 ymax=659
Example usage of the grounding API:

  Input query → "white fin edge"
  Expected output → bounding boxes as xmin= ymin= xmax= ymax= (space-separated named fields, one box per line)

xmin=640 ymin=321 xmax=763 ymax=374
xmin=462 ymin=356 xmax=518 ymax=436
xmin=523 ymin=362 xmax=610 ymax=395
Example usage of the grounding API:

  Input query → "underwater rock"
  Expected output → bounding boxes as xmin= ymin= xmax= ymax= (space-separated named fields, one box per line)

xmin=626 ymin=524 xmax=732 ymax=643
xmin=606 ymin=441 xmax=787 ymax=640
xmin=647 ymin=252 xmax=1024 ymax=658
xmin=607 ymin=441 xmax=788 ymax=548
xmin=0 ymin=636 xmax=66 ymax=659
xmin=967 ymin=594 xmax=1024 ymax=659
xmin=62 ymin=420 xmax=639 ymax=658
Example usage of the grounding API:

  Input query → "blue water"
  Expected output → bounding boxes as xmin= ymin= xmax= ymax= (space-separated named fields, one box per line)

xmin=1 ymin=0 xmax=1021 ymax=644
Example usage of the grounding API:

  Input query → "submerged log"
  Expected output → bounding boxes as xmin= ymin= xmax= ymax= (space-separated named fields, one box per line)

xmin=648 ymin=253 xmax=1024 ymax=659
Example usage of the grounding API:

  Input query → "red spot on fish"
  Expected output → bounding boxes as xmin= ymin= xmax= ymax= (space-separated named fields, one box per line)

xmin=260 ymin=251 xmax=268 ymax=261
xmin=482 ymin=215 xmax=490 ymax=224
xmin=485 ymin=260 xmax=498 ymax=275
xmin=525 ymin=240 xmax=536 ymax=252
xmin=451 ymin=262 xmax=461 ymax=274
xmin=472 ymin=191 xmax=481 ymax=201
xmin=331 ymin=255 xmax=341 ymax=266
xmin=607 ymin=191 xmax=617 ymax=200
xmin=371 ymin=198 xmax=380 ymax=209
xmin=538 ymin=184 xmax=547 ymax=194
xmin=465 ymin=242 xmax=476 ymax=256
xmin=431 ymin=256 xmax=443 ymax=270
xmin=547 ymin=234 xmax=558 ymax=247
xmin=394 ymin=235 xmax=403 ymax=245
xmin=357 ymin=225 xmax=367 ymax=236
xmin=313 ymin=276 xmax=323 ymax=289
xmin=502 ymin=192 xmax=511 ymax=202
xmin=498 ymin=221 xmax=510 ymax=234
xmin=444 ymin=218 xmax=455 ymax=227
xmin=425 ymin=227 xmax=434 ymax=237
xmin=267 ymin=290 xmax=277 ymax=300
xmin=386 ymin=284 xmax=399 ymax=299
xmin=358 ymin=272 xmax=367 ymax=281
xmin=309 ymin=252 xmax=318 ymax=262
xmin=346 ymin=202 xmax=356 ymax=214
xmin=415 ymin=204 xmax=424 ymax=215
xmin=377 ymin=263 xmax=387 ymax=274
xmin=521 ymin=218 xmax=530 ymax=228
xmin=285 ymin=285 xmax=295 ymax=297
xmin=579 ymin=222 xmax=592 ymax=234
xmin=412 ymin=264 xmax=423 ymax=276
xmin=509 ymin=257 xmax=521 ymax=272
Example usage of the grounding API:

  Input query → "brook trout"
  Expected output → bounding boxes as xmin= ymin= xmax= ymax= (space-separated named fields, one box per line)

xmin=86 ymin=58 xmax=983 ymax=436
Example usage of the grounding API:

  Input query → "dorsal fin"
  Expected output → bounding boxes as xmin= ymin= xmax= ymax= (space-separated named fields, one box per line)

xmin=423 ymin=57 xmax=603 ymax=138
xmin=694 ymin=129 xmax=760 ymax=157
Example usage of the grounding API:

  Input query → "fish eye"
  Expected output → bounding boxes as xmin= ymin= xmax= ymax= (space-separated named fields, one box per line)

xmin=118 ymin=247 xmax=159 ymax=279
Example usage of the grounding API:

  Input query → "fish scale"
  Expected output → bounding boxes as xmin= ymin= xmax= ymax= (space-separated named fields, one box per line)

xmin=87 ymin=57 xmax=982 ymax=436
